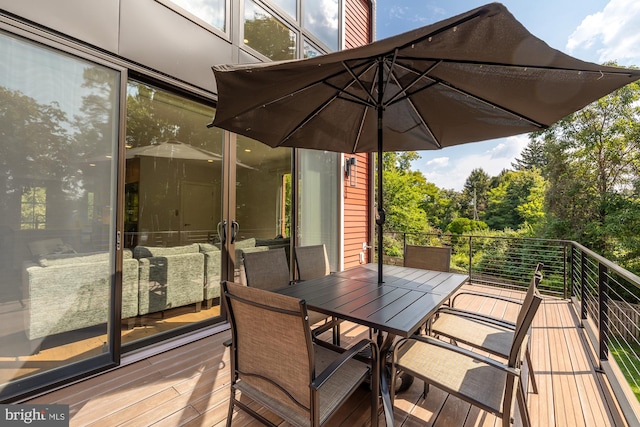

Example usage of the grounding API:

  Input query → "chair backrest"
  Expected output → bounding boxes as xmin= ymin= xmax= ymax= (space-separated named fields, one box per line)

xmin=510 ymin=275 xmax=542 ymax=366
xmin=295 ymin=244 xmax=330 ymax=280
xmin=223 ymin=281 xmax=314 ymax=418
xmin=404 ymin=244 xmax=451 ymax=272
xmin=518 ymin=263 xmax=543 ymax=321
xmin=243 ymin=247 xmax=291 ymax=291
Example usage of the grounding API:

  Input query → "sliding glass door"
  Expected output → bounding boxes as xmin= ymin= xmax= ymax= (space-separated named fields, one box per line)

xmin=0 ymin=30 xmax=121 ymax=398
xmin=122 ymin=81 xmax=224 ymax=347
xmin=231 ymin=134 xmax=292 ymax=282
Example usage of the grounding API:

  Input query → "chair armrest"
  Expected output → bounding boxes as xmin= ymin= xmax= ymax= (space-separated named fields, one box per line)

xmin=394 ymin=335 xmax=521 ymax=377
xmin=435 ymin=306 xmax=516 ymax=330
xmin=451 ymin=290 xmax=523 ymax=308
xmin=311 ymin=338 xmax=378 ymax=391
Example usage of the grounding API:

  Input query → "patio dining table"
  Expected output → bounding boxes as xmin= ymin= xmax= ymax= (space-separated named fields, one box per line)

xmin=275 ymin=263 xmax=469 ymax=426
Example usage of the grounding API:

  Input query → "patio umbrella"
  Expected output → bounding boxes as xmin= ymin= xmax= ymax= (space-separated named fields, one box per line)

xmin=210 ymin=2 xmax=640 ymax=283
xmin=125 ymin=139 xmax=222 ymax=161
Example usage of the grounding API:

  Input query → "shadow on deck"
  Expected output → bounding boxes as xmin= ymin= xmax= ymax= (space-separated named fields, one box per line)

xmin=27 ymin=286 xmax=629 ymax=427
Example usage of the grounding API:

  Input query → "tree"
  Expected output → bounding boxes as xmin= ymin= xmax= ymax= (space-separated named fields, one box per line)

xmin=421 ymin=183 xmax=460 ymax=231
xmin=537 ymin=65 xmax=640 ymax=257
xmin=445 ymin=217 xmax=488 ymax=234
xmin=512 ymin=135 xmax=548 ymax=172
xmin=484 ymin=169 xmax=547 ymax=232
xmin=460 ymin=168 xmax=491 ymax=220
xmin=381 ymin=152 xmax=429 ymax=234
xmin=0 ymin=87 xmax=71 ymax=221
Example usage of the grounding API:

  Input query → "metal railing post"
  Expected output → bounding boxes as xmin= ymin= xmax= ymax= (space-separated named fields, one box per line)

xmin=563 ymin=243 xmax=568 ymax=299
xmin=598 ymin=263 xmax=609 ymax=366
xmin=468 ymin=236 xmax=473 ymax=281
xmin=581 ymin=250 xmax=587 ymax=324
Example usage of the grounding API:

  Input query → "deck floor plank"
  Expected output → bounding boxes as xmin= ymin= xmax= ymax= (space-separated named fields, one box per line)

xmin=25 ymin=286 xmax=628 ymax=427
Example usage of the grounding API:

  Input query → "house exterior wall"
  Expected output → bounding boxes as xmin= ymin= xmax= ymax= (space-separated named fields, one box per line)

xmin=0 ymin=0 xmax=374 ymax=400
xmin=343 ymin=0 xmax=373 ymax=268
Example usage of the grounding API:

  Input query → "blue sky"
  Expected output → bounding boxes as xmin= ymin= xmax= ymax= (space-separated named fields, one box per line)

xmin=375 ymin=0 xmax=640 ymax=191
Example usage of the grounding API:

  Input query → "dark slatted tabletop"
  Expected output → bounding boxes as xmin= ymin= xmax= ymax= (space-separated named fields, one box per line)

xmin=276 ymin=264 xmax=469 ymax=337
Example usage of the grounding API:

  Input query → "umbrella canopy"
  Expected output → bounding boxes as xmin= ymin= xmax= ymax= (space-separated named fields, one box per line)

xmin=211 ymin=2 xmax=640 ymax=283
xmin=126 ymin=139 xmax=222 ymax=162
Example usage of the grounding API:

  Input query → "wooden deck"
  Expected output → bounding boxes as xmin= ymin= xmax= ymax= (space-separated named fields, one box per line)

xmin=26 ymin=285 xmax=629 ymax=427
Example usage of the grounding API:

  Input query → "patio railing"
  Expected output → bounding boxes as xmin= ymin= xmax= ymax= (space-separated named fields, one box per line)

xmin=384 ymin=231 xmax=640 ymax=424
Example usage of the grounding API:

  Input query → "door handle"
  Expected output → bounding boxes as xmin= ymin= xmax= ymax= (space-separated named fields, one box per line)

xmin=230 ymin=221 xmax=239 ymax=244
xmin=218 ymin=220 xmax=227 ymax=244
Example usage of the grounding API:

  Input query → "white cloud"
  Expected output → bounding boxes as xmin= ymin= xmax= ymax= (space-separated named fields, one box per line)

xmin=418 ymin=135 xmax=529 ymax=191
xmin=566 ymin=0 xmax=640 ymax=65
xmin=426 ymin=157 xmax=449 ymax=167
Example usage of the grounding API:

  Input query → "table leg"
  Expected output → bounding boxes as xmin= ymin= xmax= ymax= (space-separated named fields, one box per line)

xmin=377 ymin=330 xmax=395 ymax=426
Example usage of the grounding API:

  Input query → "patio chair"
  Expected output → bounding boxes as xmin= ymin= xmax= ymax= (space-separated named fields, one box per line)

xmin=222 ymin=281 xmax=380 ymax=427
xmin=243 ymin=247 xmax=339 ymax=345
xmin=294 ymin=244 xmax=342 ymax=345
xmin=391 ymin=283 xmax=542 ymax=427
xmin=449 ymin=262 xmax=544 ymax=308
xmin=295 ymin=244 xmax=331 ymax=280
xmin=243 ymin=247 xmax=292 ymax=291
xmin=429 ymin=263 xmax=543 ymax=393
xmin=403 ymin=244 xmax=451 ymax=272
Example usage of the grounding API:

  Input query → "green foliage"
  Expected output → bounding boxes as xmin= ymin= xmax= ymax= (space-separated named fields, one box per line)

xmin=537 ymin=72 xmax=640 ymax=264
xmin=460 ymin=168 xmax=491 ymax=219
xmin=484 ymin=169 xmax=547 ymax=232
xmin=445 ymin=217 xmax=488 ymax=234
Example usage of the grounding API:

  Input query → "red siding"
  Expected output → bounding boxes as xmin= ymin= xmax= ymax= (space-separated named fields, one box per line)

xmin=345 ymin=0 xmax=372 ymax=49
xmin=343 ymin=1 xmax=373 ymax=269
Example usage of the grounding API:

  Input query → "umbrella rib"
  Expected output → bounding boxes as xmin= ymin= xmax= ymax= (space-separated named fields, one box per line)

xmin=277 ymin=93 xmax=339 ymax=146
xmin=393 ymin=55 xmax=640 ymax=77
xmin=384 ymin=62 xmax=442 ymax=148
xmin=340 ymin=60 xmax=379 ymax=107
xmin=383 ymin=59 xmax=442 ymax=107
xmin=387 ymin=61 xmax=547 ymax=129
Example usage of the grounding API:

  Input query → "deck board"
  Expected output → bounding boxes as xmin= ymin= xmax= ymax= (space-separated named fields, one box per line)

xmin=26 ymin=286 xmax=629 ymax=427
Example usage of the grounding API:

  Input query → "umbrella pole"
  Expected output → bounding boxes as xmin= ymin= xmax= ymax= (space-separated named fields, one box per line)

xmin=377 ymin=59 xmax=384 ymax=284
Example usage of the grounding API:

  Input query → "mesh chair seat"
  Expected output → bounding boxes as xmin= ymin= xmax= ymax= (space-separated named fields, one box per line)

xmin=430 ymin=264 xmax=544 ymax=394
xmin=234 ymin=345 xmax=370 ymax=427
xmin=392 ymin=283 xmax=542 ymax=427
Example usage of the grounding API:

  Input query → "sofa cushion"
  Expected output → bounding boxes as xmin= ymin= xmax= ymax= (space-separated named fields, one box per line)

xmin=198 ymin=243 xmax=220 ymax=253
xmin=38 ymin=251 xmax=109 ymax=267
xmin=134 ymin=244 xmax=200 ymax=259
xmin=37 ymin=249 xmax=133 ymax=267
xmin=28 ymin=238 xmax=75 ymax=258
xmin=234 ymin=238 xmax=256 ymax=250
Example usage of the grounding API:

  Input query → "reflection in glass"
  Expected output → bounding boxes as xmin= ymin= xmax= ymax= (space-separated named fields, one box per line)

xmin=303 ymin=40 xmax=322 ymax=59
xmin=235 ymin=135 xmax=292 ymax=283
xmin=298 ymin=149 xmax=339 ymax=270
xmin=271 ymin=0 xmax=296 ymax=20
xmin=304 ymin=0 xmax=339 ymax=51
xmin=171 ymin=0 xmax=226 ymax=32
xmin=244 ymin=0 xmax=296 ymax=60
xmin=0 ymin=31 xmax=119 ymax=394
xmin=124 ymin=81 xmax=223 ymax=347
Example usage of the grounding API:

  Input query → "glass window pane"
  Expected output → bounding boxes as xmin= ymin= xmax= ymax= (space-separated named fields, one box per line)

xmin=272 ymin=0 xmax=296 ymax=20
xmin=244 ymin=0 xmax=297 ymax=60
xmin=303 ymin=40 xmax=322 ymax=58
xmin=303 ymin=0 xmax=339 ymax=51
xmin=235 ymin=135 xmax=292 ymax=283
xmin=297 ymin=149 xmax=339 ymax=270
xmin=124 ymin=81 xmax=223 ymax=347
xmin=0 ymin=30 xmax=119 ymax=393
xmin=171 ymin=0 xmax=226 ymax=32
